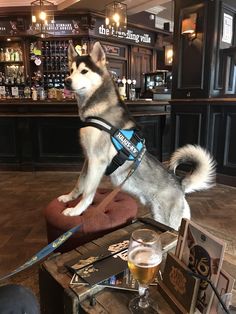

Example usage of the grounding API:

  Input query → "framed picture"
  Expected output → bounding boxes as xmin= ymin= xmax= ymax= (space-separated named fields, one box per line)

xmin=222 ymin=13 xmax=233 ymax=45
xmin=161 ymin=252 xmax=200 ymax=314
xmin=176 ymin=219 xmax=226 ymax=314
xmin=210 ymin=268 xmax=235 ymax=313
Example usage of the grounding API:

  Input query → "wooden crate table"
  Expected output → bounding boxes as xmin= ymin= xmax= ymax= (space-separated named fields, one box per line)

xmin=39 ymin=219 xmax=177 ymax=314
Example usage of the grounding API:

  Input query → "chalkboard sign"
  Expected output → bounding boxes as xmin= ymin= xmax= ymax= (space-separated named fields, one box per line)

xmin=27 ymin=20 xmax=81 ymax=36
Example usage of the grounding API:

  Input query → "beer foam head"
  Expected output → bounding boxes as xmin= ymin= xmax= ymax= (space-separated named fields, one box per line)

xmin=128 ymin=246 xmax=162 ymax=266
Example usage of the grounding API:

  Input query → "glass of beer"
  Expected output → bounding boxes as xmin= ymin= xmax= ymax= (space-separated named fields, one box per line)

xmin=127 ymin=228 xmax=162 ymax=313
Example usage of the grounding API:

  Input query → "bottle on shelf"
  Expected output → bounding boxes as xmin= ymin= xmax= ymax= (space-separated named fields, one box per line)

xmin=21 ymin=72 xmax=25 ymax=85
xmin=19 ymin=49 xmax=23 ymax=62
xmin=4 ymin=76 xmax=9 ymax=85
xmin=32 ymin=86 xmax=38 ymax=101
xmin=0 ymin=48 xmax=4 ymax=61
xmin=0 ymin=72 xmax=6 ymax=99
xmin=5 ymin=86 xmax=11 ymax=98
xmin=35 ymin=39 xmax=71 ymax=99
xmin=5 ymin=48 xmax=11 ymax=62
xmin=14 ymin=49 xmax=20 ymax=62
xmin=0 ymin=72 xmax=4 ymax=85
xmin=38 ymin=84 xmax=46 ymax=100
xmin=118 ymin=77 xmax=127 ymax=100
xmin=128 ymin=79 xmax=136 ymax=101
xmin=10 ymin=49 xmax=15 ymax=62
xmin=24 ymin=76 xmax=31 ymax=99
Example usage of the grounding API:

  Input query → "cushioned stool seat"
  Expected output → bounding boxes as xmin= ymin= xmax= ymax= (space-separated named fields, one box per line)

xmin=44 ymin=188 xmax=138 ymax=252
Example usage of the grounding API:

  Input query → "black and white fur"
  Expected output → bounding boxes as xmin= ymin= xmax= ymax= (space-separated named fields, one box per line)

xmin=58 ymin=42 xmax=216 ymax=230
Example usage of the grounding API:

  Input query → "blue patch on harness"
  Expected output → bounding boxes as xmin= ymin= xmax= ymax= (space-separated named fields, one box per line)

xmin=111 ymin=129 xmax=143 ymax=160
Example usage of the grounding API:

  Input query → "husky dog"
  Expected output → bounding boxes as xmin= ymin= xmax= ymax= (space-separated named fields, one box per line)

xmin=58 ymin=42 xmax=216 ymax=230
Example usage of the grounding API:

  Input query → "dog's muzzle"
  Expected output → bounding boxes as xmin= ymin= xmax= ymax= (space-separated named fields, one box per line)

xmin=64 ymin=77 xmax=72 ymax=90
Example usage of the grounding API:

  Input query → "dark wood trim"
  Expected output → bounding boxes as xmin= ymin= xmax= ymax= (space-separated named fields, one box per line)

xmin=217 ymin=173 xmax=236 ymax=187
xmin=169 ymin=98 xmax=236 ymax=103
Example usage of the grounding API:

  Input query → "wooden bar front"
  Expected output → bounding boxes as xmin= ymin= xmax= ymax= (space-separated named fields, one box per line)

xmin=170 ymin=98 xmax=236 ymax=186
xmin=0 ymin=100 xmax=169 ymax=171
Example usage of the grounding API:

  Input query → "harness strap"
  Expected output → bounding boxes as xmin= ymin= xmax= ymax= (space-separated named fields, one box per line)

xmin=85 ymin=117 xmax=115 ymax=134
xmin=106 ymin=130 xmax=140 ymax=175
xmin=84 ymin=117 xmax=146 ymax=175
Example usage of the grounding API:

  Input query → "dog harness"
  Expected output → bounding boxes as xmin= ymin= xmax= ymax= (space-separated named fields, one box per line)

xmin=84 ymin=117 xmax=146 ymax=175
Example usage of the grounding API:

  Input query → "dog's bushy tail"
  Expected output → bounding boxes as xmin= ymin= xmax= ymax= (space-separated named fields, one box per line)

xmin=169 ymin=144 xmax=216 ymax=194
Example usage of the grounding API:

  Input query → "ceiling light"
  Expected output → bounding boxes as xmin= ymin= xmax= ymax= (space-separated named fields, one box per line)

xmin=105 ymin=1 xmax=127 ymax=35
xmin=31 ymin=0 xmax=55 ymax=38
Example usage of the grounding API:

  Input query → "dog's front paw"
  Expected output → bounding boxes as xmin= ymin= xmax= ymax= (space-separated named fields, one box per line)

xmin=63 ymin=207 xmax=82 ymax=216
xmin=58 ymin=194 xmax=72 ymax=203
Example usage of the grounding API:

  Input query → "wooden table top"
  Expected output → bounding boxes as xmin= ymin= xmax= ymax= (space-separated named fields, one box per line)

xmin=42 ymin=220 xmax=178 ymax=313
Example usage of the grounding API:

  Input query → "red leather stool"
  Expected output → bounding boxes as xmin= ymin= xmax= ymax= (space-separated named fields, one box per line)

xmin=43 ymin=188 xmax=138 ymax=252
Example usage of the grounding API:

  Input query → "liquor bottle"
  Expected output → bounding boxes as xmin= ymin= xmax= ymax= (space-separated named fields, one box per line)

xmin=129 ymin=80 xmax=136 ymax=101
xmin=32 ymin=86 xmax=38 ymax=101
xmin=47 ymin=74 xmax=53 ymax=88
xmin=20 ymin=72 xmax=25 ymax=85
xmin=46 ymin=56 xmax=51 ymax=71
xmin=38 ymin=78 xmax=46 ymax=100
xmin=51 ymin=56 xmax=55 ymax=71
xmin=41 ymin=41 xmax=45 ymax=55
xmin=63 ymin=41 xmax=67 ymax=53
xmin=45 ymin=41 xmax=49 ymax=56
xmin=10 ymin=76 xmax=15 ymax=85
xmin=14 ymin=49 xmax=20 ymax=62
xmin=10 ymin=48 xmax=15 ymax=61
xmin=5 ymin=86 xmax=11 ymax=98
xmin=60 ymin=73 xmax=65 ymax=88
xmin=4 ymin=75 xmax=9 ymax=85
xmin=59 ymin=41 xmax=63 ymax=54
xmin=5 ymin=48 xmax=11 ymax=62
xmin=55 ymin=56 xmax=60 ymax=71
xmin=53 ymin=74 xmax=58 ymax=88
xmin=51 ymin=73 xmax=56 ymax=87
xmin=19 ymin=49 xmax=23 ymax=62
xmin=0 ymin=72 xmax=3 ymax=85
xmin=24 ymin=76 xmax=31 ymax=98
xmin=64 ymin=55 xmax=68 ymax=72
xmin=118 ymin=77 xmax=126 ymax=99
xmin=56 ymin=41 xmax=60 ymax=54
xmin=0 ymin=72 xmax=6 ymax=98
xmin=0 ymin=48 xmax=4 ymax=61
xmin=60 ymin=56 xmax=64 ymax=71
xmin=16 ymin=73 xmax=21 ymax=85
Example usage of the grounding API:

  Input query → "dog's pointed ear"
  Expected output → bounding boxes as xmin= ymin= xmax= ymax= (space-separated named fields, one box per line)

xmin=68 ymin=42 xmax=78 ymax=69
xmin=90 ymin=42 xmax=106 ymax=67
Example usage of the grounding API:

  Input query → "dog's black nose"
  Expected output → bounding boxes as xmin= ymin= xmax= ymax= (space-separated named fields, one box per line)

xmin=64 ymin=78 xmax=72 ymax=89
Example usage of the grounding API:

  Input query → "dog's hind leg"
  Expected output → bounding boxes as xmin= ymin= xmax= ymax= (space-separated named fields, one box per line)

xmin=169 ymin=198 xmax=190 ymax=230
xmin=58 ymin=160 xmax=88 ymax=203
xmin=151 ymin=203 xmax=169 ymax=226
xmin=63 ymin=158 xmax=107 ymax=216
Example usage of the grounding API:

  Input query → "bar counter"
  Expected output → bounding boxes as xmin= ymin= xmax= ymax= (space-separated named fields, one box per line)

xmin=169 ymin=98 xmax=236 ymax=104
xmin=0 ymin=99 xmax=169 ymax=171
xmin=0 ymin=99 xmax=169 ymax=116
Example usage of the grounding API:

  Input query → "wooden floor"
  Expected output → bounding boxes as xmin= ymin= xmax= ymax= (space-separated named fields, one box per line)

xmin=0 ymin=171 xmax=235 ymax=300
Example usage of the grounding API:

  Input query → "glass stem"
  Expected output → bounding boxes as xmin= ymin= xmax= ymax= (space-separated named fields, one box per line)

xmin=138 ymin=284 xmax=149 ymax=308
